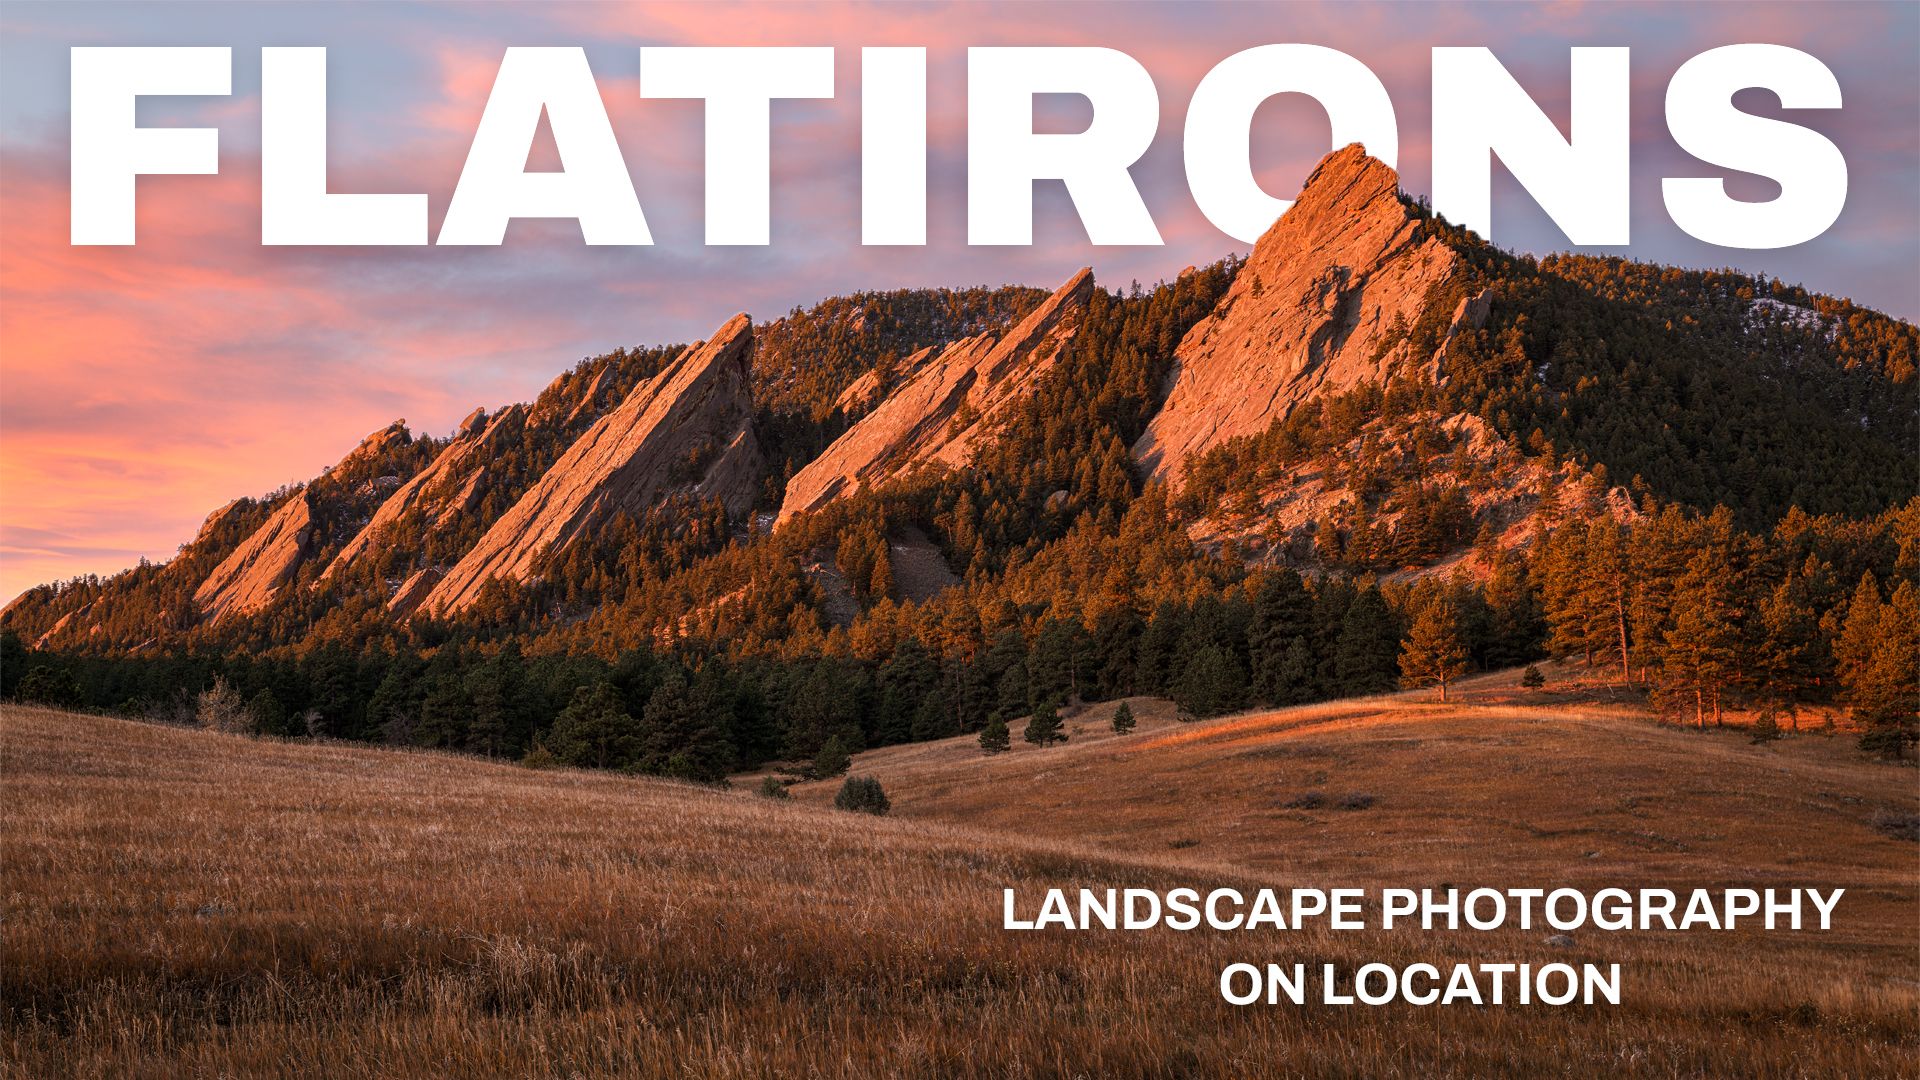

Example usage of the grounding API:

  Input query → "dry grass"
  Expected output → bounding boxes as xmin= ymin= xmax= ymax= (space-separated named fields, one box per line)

xmin=5 ymin=694 xmax=1917 ymax=1078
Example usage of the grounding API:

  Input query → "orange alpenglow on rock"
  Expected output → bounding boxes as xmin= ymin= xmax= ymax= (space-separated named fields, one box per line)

xmin=1132 ymin=144 xmax=1488 ymax=486
xmin=778 ymin=266 xmax=1095 ymax=523
xmin=193 ymin=420 xmax=411 ymax=623
xmin=419 ymin=313 xmax=762 ymax=617
xmin=320 ymin=404 xmax=529 ymax=600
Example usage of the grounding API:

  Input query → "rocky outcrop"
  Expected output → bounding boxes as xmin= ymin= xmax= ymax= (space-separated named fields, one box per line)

xmin=193 ymin=489 xmax=315 ymax=622
xmin=321 ymin=404 xmax=529 ymax=584
xmin=192 ymin=420 xmax=413 ymax=622
xmin=1133 ymin=145 xmax=1481 ymax=485
xmin=419 ymin=314 xmax=763 ymax=617
xmin=778 ymin=267 xmax=1095 ymax=522
xmin=387 ymin=567 xmax=443 ymax=619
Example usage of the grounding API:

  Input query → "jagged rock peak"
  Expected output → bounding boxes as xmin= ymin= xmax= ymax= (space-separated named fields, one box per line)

xmin=778 ymin=268 xmax=1095 ymax=522
xmin=330 ymin=420 xmax=411 ymax=478
xmin=1133 ymin=144 xmax=1477 ymax=485
xmin=419 ymin=313 xmax=762 ymax=617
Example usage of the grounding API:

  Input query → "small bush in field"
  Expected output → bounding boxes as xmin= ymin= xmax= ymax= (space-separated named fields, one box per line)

xmin=519 ymin=741 xmax=558 ymax=770
xmin=757 ymin=776 xmax=791 ymax=800
xmin=1111 ymin=702 xmax=1136 ymax=735
xmin=835 ymin=775 xmax=890 ymax=815
xmin=1521 ymin=665 xmax=1546 ymax=690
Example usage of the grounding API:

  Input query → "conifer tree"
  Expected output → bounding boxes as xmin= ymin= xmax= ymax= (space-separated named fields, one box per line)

xmin=1845 ymin=580 xmax=1918 ymax=756
xmin=1655 ymin=549 xmax=1744 ymax=727
xmin=640 ymin=674 xmax=737 ymax=782
xmin=1175 ymin=644 xmax=1248 ymax=718
xmin=1249 ymin=570 xmax=1314 ymax=704
xmin=1023 ymin=697 xmax=1067 ymax=745
xmin=978 ymin=715 xmax=1011 ymax=754
xmin=1110 ymin=701 xmax=1136 ymax=734
xmin=1400 ymin=598 xmax=1471 ymax=701
xmin=548 ymin=681 xmax=641 ymax=770
xmin=1334 ymin=586 xmax=1400 ymax=695
xmin=812 ymin=734 xmax=853 ymax=779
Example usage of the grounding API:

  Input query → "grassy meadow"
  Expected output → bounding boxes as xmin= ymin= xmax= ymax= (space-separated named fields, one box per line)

xmin=3 ymin=674 xmax=1916 ymax=1077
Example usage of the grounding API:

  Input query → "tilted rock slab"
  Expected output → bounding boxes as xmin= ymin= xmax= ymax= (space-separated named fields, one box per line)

xmin=192 ymin=420 xmax=411 ymax=623
xmin=1133 ymin=144 xmax=1478 ymax=485
xmin=778 ymin=267 xmax=1095 ymax=522
xmin=419 ymin=314 xmax=763 ymax=617
xmin=192 ymin=489 xmax=316 ymax=623
xmin=320 ymin=403 xmax=529 ymax=588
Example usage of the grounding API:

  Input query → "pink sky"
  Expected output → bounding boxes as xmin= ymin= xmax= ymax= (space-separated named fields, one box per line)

xmin=2 ymin=1 xmax=1916 ymax=604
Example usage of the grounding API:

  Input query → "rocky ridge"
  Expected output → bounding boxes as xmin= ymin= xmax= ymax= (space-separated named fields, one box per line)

xmin=192 ymin=421 xmax=412 ymax=623
xmin=419 ymin=314 xmax=762 ymax=617
xmin=778 ymin=268 xmax=1095 ymax=522
xmin=321 ymin=404 xmax=529 ymax=593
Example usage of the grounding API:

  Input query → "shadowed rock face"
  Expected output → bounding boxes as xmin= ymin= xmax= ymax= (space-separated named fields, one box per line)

xmin=320 ymin=404 xmax=530 ymax=590
xmin=778 ymin=267 xmax=1095 ymax=522
xmin=419 ymin=314 xmax=762 ymax=617
xmin=1133 ymin=145 xmax=1477 ymax=486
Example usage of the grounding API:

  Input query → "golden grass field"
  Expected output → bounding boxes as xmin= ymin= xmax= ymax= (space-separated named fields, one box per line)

xmin=5 ymin=668 xmax=1917 ymax=1078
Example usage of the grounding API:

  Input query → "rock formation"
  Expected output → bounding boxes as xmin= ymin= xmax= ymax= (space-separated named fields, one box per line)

xmin=419 ymin=314 xmax=762 ymax=617
xmin=778 ymin=267 xmax=1095 ymax=522
xmin=192 ymin=489 xmax=316 ymax=622
xmin=1133 ymin=145 xmax=1485 ymax=485
xmin=193 ymin=421 xmax=411 ymax=623
xmin=321 ymin=404 xmax=529 ymax=585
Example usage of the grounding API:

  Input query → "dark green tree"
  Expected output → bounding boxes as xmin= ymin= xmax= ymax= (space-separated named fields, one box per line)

xmin=978 ymin=715 xmax=1011 ymax=754
xmin=1023 ymin=697 xmax=1067 ymax=745
xmin=548 ymin=681 xmax=641 ymax=770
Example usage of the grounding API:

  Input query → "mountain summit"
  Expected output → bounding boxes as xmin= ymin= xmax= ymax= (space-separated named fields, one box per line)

xmin=1134 ymin=144 xmax=1485 ymax=485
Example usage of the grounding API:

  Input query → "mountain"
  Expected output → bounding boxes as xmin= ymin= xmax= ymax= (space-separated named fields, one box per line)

xmin=4 ymin=146 xmax=1914 ymax=768
xmin=196 ymin=420 xmax=416 ymax=623
xmin=1134 ymin=145 xmax=1487 ymax=485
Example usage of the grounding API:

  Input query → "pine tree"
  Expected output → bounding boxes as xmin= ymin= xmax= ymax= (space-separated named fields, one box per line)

xmin=812 ymin=734 xmax=853 ymax=779
xmin=1110 ymin=701 xmax=1136 ymax=734
xmin=1023 ymin=697 xmax=1067 ymax=745
xmin=1400 ymin=598 xmax=1471 ymax=701
xmin=1655 ymin=549 xmax=1744 ymax=727
xmin=1334 ymin=586 xmax=1400 ymax=695
xmin=1754 ymin=575 xmax=1822 ymax=726
xmin=1582 ymin=518 xmax=1634 ymax=685
xmin=548 ymin=681 xmax=641 ymax=770
xmin=1249 ymin=570 xmax=1314 ymax=704
xmin=978 ymin=715 xmax=1011 ymax=754
xmin=1175 ymin=644 xmax=1248 ymax=718
xmin=995 ymin=660 xmax=1031 ymax=723
xmin=1833 ymin=572 xmax=1884 ymax=694
xmin=640 ymin=673 xmax=737 ymax=783
xmin=1846 ymin=580 xmax=1918 ymax=756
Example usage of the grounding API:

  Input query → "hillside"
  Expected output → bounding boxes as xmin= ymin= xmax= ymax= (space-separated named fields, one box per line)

xmin=4 ymin=701 xmax=1915 ymax=1077
xmin=769 ymin=666 xmax=1917 ymax=889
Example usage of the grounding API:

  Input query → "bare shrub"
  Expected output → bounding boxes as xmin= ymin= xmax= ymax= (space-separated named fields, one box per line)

xmin=196 ymin=677 xmax=255 ymax=734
